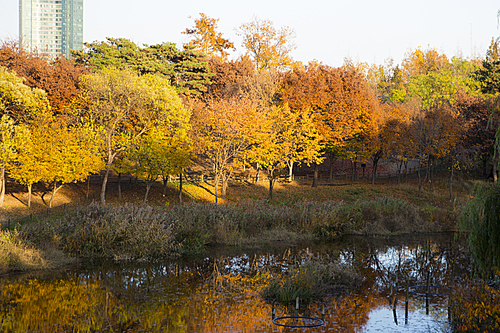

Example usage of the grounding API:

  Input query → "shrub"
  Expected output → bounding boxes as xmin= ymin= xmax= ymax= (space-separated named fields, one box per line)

xmin=451 ymin=270 xmax=500 ymax=332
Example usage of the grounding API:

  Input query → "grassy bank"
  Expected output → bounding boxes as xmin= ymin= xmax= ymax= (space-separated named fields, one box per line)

xmin=0 ymin=229 xmax=74 ymax=275
xmin=15 ymin=196 xmax=456 ymax=262
xmin=0 ymin=174 xmax=466 ymax=272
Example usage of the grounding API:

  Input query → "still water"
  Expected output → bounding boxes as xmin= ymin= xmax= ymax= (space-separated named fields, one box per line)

xmin=0 ymin=234 xmax=469 ymax=332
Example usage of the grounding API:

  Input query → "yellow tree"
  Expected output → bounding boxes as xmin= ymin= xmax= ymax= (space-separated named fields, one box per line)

xmin=77 ymin=68 xmax=189 ymax=205
xmin=183 ymin=13 xmax=235 ymax=61
xmin=43 ymin=121 xmax=103 ymax=208
xmin=249 ymin=105 xmax=323 ymax=202
xmin=125 ymin=127 xmax=192 ymax=203
xmin=0 ymin=67 xmax=50 ymax=206
xmin=10 ymin=119 xmax=103 ymax=208
xmin=191 ymin=97 xmax=258 ymax=203
xmin=236 ymin=18 xmax=296 ymax=71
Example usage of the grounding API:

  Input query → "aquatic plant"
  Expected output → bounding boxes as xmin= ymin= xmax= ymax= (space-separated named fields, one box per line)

xmin=261 ymin=258 xmax=358 ymax=305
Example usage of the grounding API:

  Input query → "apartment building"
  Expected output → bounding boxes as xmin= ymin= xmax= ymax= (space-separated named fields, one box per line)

xmin=19 ymin=0 xmax=83 ymax=59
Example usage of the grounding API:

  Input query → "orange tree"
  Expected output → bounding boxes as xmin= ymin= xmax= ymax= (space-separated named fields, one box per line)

xmin=279 ymin=62 xmax=377 ymax=186
xmin=191 ymin=97 xmax=259 ymax=203
xmin=183 ymin=13 xmax=235 ymax=62
xmin=0 ymin=40 xmax=87 ymax=112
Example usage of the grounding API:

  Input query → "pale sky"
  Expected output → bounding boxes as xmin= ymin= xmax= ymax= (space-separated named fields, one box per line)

xmin=1 ymin=0 xmax=498 ymax=67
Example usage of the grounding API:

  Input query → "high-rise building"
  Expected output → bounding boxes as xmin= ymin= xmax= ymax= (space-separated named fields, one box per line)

xmin=19 ymin=0 xmax=83 ymax=59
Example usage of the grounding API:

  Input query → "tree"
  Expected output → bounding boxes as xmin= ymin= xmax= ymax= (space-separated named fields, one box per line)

xmin=77 ymin=68 xmax=189 ymax=205
xmin=191 ymin=97 xmax=258 ymax=203
xmin=0 ymin=116 xmax=25 ymax=206
xmin=0 ymin=67 xmax=50 ymax=206
xmin=408 ymin=106 xmax=461 ymax=197
xmin=459 ymin=182 xmax=500 ymax=276
xmin=0 ymin=66 xmax=50 ymax=122
xmin=236 ymin=18 xmax=296 ymax=71
xmin=248 ymin=105 xmax=323 ymax=201
xmin=71 ymin=38 xmax=213 ymax=97
xmin=486 ymin=37 xmax=500 ymax=62
xmin=8 ymin=122 xmax=47 ymax=208
xmin=9 ymin=118 xmax=103 ymax=208
xmin=0 ymin=40 xmax=87 ymax=111
xmin=205 ymin=57 xmax=254 ymax=100
xmin=183 ymin=13 xmax=235 ymax=61
xmin=123 ymin=128 xmax=192 ymax=203
xmin=280 ymin=62 xmax=377 ymax=186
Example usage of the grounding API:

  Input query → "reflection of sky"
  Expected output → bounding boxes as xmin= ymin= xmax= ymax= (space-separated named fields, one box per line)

xmin=364 ymin=301 xmax=452 ymax=333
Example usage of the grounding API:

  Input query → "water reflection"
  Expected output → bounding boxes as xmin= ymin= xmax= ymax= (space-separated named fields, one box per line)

xmin=0 ymin=233 xmax=468 ymax=332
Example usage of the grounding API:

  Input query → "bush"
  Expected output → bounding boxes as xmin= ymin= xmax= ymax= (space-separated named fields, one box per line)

xmin=451 ymin=270 xmax=500 ymax=332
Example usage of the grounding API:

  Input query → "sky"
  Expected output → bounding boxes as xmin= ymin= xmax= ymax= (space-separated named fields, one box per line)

xmin=1 ymin=0 xmax=499 ymax=67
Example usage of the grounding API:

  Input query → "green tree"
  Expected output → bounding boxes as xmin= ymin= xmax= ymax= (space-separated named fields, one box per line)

xmin=459 ymin=182 xmax=500 ymax=276
xmin=77 ymin=68 xmax=189 ymax=205
xmin=71 ymin=38 xmax=212 ymax=97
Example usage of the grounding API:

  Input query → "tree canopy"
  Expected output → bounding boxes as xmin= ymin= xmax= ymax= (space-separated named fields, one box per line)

xmin=71 ymin=37 xmax=213 ymax=97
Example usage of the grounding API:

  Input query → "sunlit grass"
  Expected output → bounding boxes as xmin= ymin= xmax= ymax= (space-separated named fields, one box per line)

xmin=0 ymin=229 xmax=47 ymax=273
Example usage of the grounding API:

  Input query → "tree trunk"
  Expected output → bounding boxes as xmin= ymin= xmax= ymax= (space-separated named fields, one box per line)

xmin=269 ymin=169 xmax=274 ymax=203
xmin=162 ymin=177 xmax=168 ymax=196
xmin=329 ymin=152 xmax=337 ymax=184
xmin=397 ymin=160 xmax=403 ymax=185
xmin=214 ymin=172 xmax=219 ymax=204
xmin=27 ymin=184 xmax=32 ymax=208
xmin=449 ymin=160 xmax=454 ymax=202
xmin=0 ymin=164 xmax=5 ymax=207
xmin=179 ymin=172 xmax=183 ymax=204
xmin=221 ymin=171 xmax=228 ymax=199
xmin=312 ymin=163 xmax=319 ymax=187
xmin=418 ymin=157 xmax=422 ymax=198
xmin=429 ymin=158 xmax=434 ymax=191
xmin=255 ymin=164 xmax=260 ymax=183
xmin=372 ymin=158 xmax=379 ymax=185
xmin=49 ymin=183 xmax=64 ymax=208
xmin=144 ymin=180 xmax=153 ymax=203
xmin=350 ymin=161 xmax=355 ymax=186
xmin=101 ymin=163 xmax=112 ymax=205
xmin=288 ymin=161 xmax=294 ymax=182
xmin=404 ymin=160 xmax=408 ymax=183
xmin=117 ymin=173 xmax=122 ymax=201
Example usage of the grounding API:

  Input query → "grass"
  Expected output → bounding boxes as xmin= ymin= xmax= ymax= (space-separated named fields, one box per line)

xmin=0 ymin=229 xmax=73 ymax=274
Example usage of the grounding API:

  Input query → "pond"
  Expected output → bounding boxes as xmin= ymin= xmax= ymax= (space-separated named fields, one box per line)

xmin=0 ymin=233 xmax=469 ymax=332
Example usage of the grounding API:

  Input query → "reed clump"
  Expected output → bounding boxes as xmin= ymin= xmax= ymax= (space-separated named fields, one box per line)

xmin=261 ymin=258 xmax=359 ymax=305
